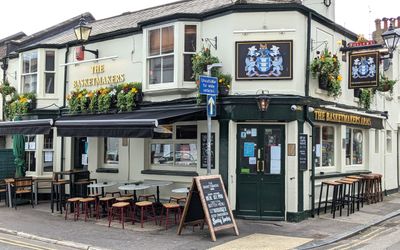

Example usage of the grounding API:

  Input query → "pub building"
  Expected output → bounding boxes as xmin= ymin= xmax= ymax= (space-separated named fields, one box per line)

xmin=0 ymin=0 xmax=398 ymax=222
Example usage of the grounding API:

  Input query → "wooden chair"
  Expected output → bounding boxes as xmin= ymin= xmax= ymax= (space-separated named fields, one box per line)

xmin=12 ymin=177 xmax=34 ymax=209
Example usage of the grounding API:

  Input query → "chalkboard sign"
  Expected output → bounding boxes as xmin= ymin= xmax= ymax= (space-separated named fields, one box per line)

xmin=178 ymin=175 xmax=239 ymax=242
xmin=298 ymin=134 xmax=308 ymax=171
xmin=200 ymin=133 xmax=215 ymax=169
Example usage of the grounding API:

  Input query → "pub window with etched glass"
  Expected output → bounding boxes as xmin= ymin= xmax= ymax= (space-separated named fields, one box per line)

xmin=148 ymin=25 xmax=174 ymax=84
xmin=315 ymin=125 xmax=335 ymax=167
xmin=150 ymin=124 xmax=197 ymax=170
xmin=345 ymin=128 xmax=363 ymax=165
xmin=24 ymin=135 xmax=36 ymax=172
xmin=183 ymin=25 xmax=197 ymax=81
xmin=44 ymin=50 xmax=55 ymax=94
xmin=104 ymin=138 xmax=119 ymax=165
xmin=22 ymin=51 xmax=38 ymax=93
xmin=43 ymin=130 xmax=54 ymax=172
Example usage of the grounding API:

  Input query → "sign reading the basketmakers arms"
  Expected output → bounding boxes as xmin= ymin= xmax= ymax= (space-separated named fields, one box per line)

xmin=236 ymin=40 xmax=293 ymax=80
xmin=348 ymin=51 xmax=379 ymax=88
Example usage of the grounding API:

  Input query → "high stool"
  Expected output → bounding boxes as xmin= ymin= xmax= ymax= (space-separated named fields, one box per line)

xmin=337 ymin=178 xmax=357 ymax=215
xmin=133 ymin=201 xmax=157 ymax=228
xmin=159 ymin=202 xmax=181 ymax=230
xmin=317 ymin=180 xmax=342 ymax=218
xmin=74 ymin=179 xmax=91 ymax=198
xmin=169 ymin=195 xmax=187 ymax=204
xmin=65 ymin=197 xmax=82 ymax=221
xmin=108 ymin=202 xmax=132 ymax=229
xmin=97 ymin=196 xmax=115 ymax=219
xmin=51 ymin=179 xmax=69 ymax=214
xmin=361 ymin=174 xmax=376 ymax=204
xmin=105 ymin=191 xmax=121 ymax=197
xmin=79 ymin=197 xmax=97 ymax=222
xmin=116 ymin=196 xmax=133 ymax=203
xmin=138 ymin=194 xmax=156 ymax=202
xmin=370 ymin=173 xmax=383 ymax=202
xmin=347 ymin=175 xmax=365 ymax=209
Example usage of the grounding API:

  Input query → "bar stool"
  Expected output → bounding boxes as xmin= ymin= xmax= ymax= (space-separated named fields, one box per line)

xmin=108 ymin=202 xmax=133 ymax=229
xmin=370 ymin=173 xmax=383 ymax=202
xmin=169 ymin=195 xmax=187 ymax=204
xmin=361 ymin=174 xmax=376 ymax=204
xmin=133 ymin=201 xmax=157 ymax=228
xmin=105 ymin=191 xmax=121 ymax=197
xmin=317 ymin=180 xmax=342 ymax=218
xmin=159 ymin=202 xmax=181 ymax=230
xmin=51 ymin=179 xmax=69 ymax=214
xmin=79 ymin=197 xmax=97 ymax=222
xmin=97 ymin=196 xmax=115 ymax=219
xmin=64 ymin=197 xmax=82 ymax=221
xmin=138 ymin=194 xmax=156 ymax=202
xmin=74 ymin=179 xmax=91 ymax=198
xmin=347 ymin=175 xmax=365 ymax=209
xmin=337 ymin=178 xmax=358 ymax=215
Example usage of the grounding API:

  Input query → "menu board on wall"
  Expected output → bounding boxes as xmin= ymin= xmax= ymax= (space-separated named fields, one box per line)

xmin=298 ymin=134 xmax=308 ymax=171
xmin=201 ymin=133 xmax=215 ymax=169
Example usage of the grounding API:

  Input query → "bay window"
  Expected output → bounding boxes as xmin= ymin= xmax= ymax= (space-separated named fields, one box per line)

xmin=150 ymin=124 xmax=197 ymax=169
xmin=315 ymin=125 xmax=335 ymax=167
xmin=44 ymin=51 xmax=55 ymax=94
xmin=22 ymin=51 xmax=38 ymax=93
xmin=346 ymin=128 xmax=363 ymax=165
xmin=148 ymin=26 xmax=174 ymax=84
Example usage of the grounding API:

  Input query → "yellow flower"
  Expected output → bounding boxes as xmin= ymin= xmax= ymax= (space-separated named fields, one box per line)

xmin=19 ymin=97 xmax=28 ymax=103
xmin=337 ymin=75 xmax=343 ymax=81
xmin=219 ymin=79 xmax=222 ymax=83
xmin=78 ymin=93 xmax=83 ymax=98
xmin=131 ymin=88 xmax=138 ymax=93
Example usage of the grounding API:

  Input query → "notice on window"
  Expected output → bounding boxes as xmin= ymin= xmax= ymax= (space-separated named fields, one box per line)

xmin=249 ymin=157 xmax=256 ymax=165
xmin=164 ymin=144 xmax=171 ymax=156
xmin=155 ymin=144 xmax=161 ymax=154
xmin=251 ymin=128 xmax=257 ymax=137
xmin=271 ymin=145 xmax=281 ymax=160
xmin=25 ymin=142 xmax=29 ymax=150
xmin=81 ymin=154 xmax=88 ymax=165
xmin=44 ymin=151 xmax=53 ymax=162
xmin=243 ymin=142 xmax=255 ymax=157
xmin=29 ymin=142 xmax=36 ymax=150
xmin=270 ymin=159 xmax=281 ymax=174
xmin=316 ymin=144 xmax=321 ymax=157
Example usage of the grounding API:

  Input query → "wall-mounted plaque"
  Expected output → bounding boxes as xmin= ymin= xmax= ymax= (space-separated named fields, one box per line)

xmin=236 ymin=40 xmax=293 ymax=80
xmin=349 ymin=51 xmax=379 ymax=88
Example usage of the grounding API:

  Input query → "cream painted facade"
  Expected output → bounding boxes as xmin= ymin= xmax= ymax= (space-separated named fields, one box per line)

xmin=1 ymin=1 xmax=399 ymax=221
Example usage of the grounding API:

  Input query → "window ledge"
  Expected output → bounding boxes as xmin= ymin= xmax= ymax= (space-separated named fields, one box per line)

xmin=315 ymin=88 xmax=327 ymax=95
xmin=96 ymin=168 xmax=119 ymax=173
xmin=141 ymin=169 xmax=198 ymax=177
xmin=315 ymin=170 xmax=370 ymax=180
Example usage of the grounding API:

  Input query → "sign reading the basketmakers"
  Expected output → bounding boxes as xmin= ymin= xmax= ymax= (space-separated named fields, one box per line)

xmin=235 ymin=40 xmax=293 ymax=80
xmin=348 ymin=51 xmax=379 ymax=88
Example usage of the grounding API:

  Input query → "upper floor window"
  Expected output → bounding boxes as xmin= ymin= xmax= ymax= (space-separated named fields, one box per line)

xmin=345 ymin=128 xmax=363 ymax=165
xmin=148 ymin=26 xmax=174 ymax=84
xmin=183 ymin=25 xmax=197 ymax=82
xmin=22 ymin=51 xmax=38 ymax=93
xmin=44 ymin=51 xmax=55 ymax=94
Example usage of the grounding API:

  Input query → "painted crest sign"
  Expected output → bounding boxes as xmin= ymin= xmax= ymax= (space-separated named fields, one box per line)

xmin=348 ymin=51 xmax=379 ymax=88
xmin=236 ymin=40 xmax=293 ymax=80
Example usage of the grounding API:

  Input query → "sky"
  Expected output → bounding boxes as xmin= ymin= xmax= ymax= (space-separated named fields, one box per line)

xmin=0 ymin=0 xmax=399 ymax=39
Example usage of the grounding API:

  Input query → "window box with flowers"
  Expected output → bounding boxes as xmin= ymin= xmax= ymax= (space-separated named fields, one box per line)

xmin=310 ymin=48 xmax=342 ymax=98
xmin=217 ymin=72 xmax=232 ymax=96
xmin=375 ymin=74 xmax=397 ymax=93
xmin=5 ymin=93 xmax=36 ymax=120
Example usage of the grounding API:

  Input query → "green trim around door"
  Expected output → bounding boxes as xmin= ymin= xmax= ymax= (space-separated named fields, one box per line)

xmin=236 ymin=124 xmax=285 ymax=220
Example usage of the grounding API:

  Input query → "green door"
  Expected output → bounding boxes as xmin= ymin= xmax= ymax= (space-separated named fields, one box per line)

xmin=236 ymin=125 xmax=285 ymax=220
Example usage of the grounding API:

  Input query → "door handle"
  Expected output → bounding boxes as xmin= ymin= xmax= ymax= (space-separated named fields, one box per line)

xmin=261 ymin=160 xmax=265 ymax=172
xmin=256 ymin=160 xmax=260 ymax=172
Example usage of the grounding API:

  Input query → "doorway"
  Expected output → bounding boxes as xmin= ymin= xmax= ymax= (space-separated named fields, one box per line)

xmin=73 ymin=137 xmax=87 ymax=169
xmin=236 ymin=124 xmax=285 ymax=220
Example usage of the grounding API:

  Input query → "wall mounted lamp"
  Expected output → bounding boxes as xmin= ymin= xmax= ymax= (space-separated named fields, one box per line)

xmin=256 ymin=90 xmax=270 ymax=112
xmin=381 ymin=22 xmax=400 ymax=59
xmin=74 ymin=16 xmax=99 ymax=59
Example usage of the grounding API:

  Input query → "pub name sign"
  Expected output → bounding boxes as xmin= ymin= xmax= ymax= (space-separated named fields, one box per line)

xmin=314 ymin=108 xmax=383 ymax=129
xmin=73 ymin=64 xmax=125 ymax=88
xmin=348 ymin=51 xmax=379 ymax=89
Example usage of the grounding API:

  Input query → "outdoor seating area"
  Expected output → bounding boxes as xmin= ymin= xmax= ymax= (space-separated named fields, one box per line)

xmin=317 ymin=173 xmax=383 ymax=219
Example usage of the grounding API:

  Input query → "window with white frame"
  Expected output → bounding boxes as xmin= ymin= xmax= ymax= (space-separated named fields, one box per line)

xmin=44 ymin=51 xmax=55 ymax=94
xmin=22 ymin=51 xmax=38 ymax=93
xmin=315 ymin=125 xmax=335 ymax=167
xmin=345 ymin=128 xmax=363 ymax=165
xmin=183 ymin=25 xmax=197 ymax=82
xmin=104 ymin=138 xmax=119 ymax=165
xmin=150 ymin=124 xmax=197 ymax=169
xmin=24 ymin=135 xmax=36 ymax=172
xmin=148 ymin=26 xmax=174 ymax=84
xmin=386 ymin=130 xmax=392 ymax=153
xmin=43 ymin=130 xmax=54 ymax=172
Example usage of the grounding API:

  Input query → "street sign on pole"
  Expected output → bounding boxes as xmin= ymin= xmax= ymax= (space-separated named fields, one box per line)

xmin=199 ymin=75 xmax=218 ymax=95
xmin=207 ymin=95 xmax=216 ymax=117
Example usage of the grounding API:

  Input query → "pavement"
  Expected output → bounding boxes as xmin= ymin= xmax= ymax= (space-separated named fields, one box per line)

xmin=0 ymin=192 xmax=400 ymax=250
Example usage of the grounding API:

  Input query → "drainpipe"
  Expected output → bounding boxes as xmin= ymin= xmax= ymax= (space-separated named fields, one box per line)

xmin=60 ymin=44 xmax=70 ymax=172
xmin=304 ymin=106 xmax=316 ymax=217
xmin=305 ymin=12 xmax=312 ymax=97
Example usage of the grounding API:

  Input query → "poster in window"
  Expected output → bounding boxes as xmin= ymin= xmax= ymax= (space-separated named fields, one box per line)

xmin=236 ymin=40 xmax=293 ymax=80
xmin=348 ymin=51 xmax=379 ymax=88
xmin=44 ymin=151 xmax=53 ymax=162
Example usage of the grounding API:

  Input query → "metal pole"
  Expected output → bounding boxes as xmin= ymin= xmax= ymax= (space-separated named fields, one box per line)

xmin=207 ymin=66 xmax=212 ymax=175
